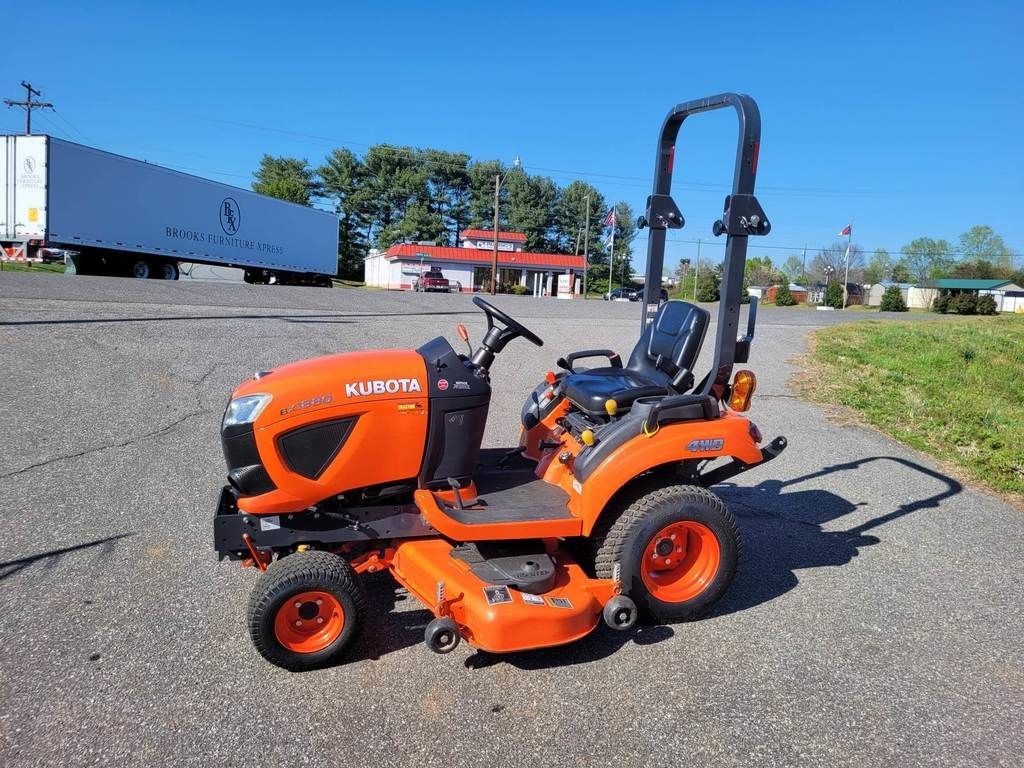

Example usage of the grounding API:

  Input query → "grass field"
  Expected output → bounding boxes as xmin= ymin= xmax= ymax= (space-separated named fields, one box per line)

xmin=797 ymin=315 xmax=1024 ymax=499
xmin=0 ymin=261 xmax=65 ymax=274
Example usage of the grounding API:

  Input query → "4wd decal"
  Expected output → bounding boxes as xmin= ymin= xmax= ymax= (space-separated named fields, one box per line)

xmin=687 ymin=437 xmax=725 ymax=452
xmin=344 ymin=378 xmax=422 ymax=397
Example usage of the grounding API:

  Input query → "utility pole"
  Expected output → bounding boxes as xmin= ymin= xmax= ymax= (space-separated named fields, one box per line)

xmin=582 ymin=194 xmax=591 ymax=299
xmin=842 ymin=223 xmax=852 ymax=308
xmin=693 ymin=239 xmax=702 ymax=301
xmin=4 ymin=82 xmax=53 ymax=135
xmin=490 ymin=174 xmax=500 ymax=294
xmin=801 ymin=244 xmax=807 ymax=284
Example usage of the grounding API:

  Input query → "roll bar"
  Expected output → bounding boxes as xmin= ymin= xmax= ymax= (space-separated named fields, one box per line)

xmin=639 ymin=93 xmax=770 ymax=399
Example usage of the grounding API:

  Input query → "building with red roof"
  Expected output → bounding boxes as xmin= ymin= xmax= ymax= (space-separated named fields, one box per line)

xmin=364 ymin=229 xmax=585 ymax=296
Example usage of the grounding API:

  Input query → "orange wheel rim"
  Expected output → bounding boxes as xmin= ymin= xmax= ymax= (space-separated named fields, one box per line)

xmin=640 ymin=521 xmax=721 ymax=603
xmin=273 ymin=590 xmax=345 ymax=653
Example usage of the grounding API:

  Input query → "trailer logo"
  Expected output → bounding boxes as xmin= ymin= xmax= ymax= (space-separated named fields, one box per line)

xmin=23 ymin=157 xmax=35 ymax=174
xmin=219 ymin=197 xmax=241 ymax=235
xmin=687 ymin=437 xmax=724 ymax=452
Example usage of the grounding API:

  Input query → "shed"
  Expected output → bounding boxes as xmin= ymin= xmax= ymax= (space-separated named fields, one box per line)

xmin=933 ymin=278 xmax=1024 ymax=312
xmin=762 ymin=283 xmax=808 ymax=304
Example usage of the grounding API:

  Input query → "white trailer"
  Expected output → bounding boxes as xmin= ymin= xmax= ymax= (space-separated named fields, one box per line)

xmin=1 ymin=135 xmax=338 ymax=284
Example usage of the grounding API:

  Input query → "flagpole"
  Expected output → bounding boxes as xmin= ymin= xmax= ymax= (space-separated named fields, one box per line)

xmin=842 ymin=222 xmax=852 ymax=308
xmin=607 ymin=210 xmax=616 ymax=296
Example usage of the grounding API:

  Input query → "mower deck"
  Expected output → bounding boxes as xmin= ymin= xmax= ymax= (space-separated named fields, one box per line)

xmin=386 ymin=537 xmax=618 ymax=653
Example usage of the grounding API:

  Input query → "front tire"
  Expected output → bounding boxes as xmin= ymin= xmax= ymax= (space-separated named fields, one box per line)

xmin=247 ymin=550 xmax=366 ymax=671
xmin=592 ymin=485 xmax=739 ymax=621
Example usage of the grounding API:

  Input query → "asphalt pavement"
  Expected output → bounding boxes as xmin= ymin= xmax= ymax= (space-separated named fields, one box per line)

xmin=0 ymin=273 xmax=1020 ymax=767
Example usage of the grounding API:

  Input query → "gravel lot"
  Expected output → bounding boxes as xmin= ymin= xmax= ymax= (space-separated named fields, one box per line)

xmin=0 ymin=273 xmax=1020 ymax=767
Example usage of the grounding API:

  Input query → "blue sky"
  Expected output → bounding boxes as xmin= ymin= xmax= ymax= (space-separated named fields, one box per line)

xmin=6 ymin=1 xmax=1022 ymax=271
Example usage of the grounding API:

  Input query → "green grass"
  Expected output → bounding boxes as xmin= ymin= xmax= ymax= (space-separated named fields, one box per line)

xmin=0 ymin=261 xmax=65 ymax=274
xmin=798 ymin=315 xmax=1024 ymax=499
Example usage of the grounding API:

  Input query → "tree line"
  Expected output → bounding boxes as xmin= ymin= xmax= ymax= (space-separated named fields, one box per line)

xmin=672 ymin=224 xmax=1020 ymax=303
xmin=251 ymin=149 xmax=636 ymax=288
xmin=699 ymin=225 xmax=1020 ymax=291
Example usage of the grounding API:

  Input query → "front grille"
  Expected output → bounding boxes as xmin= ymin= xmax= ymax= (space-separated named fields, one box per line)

xmin=277 ymin=417 xmax=355 ymax=480
xmin=221 ymin=423 xmax=276 ymax=495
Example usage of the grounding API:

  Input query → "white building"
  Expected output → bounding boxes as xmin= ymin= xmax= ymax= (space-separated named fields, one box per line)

xmin=364 ymin=229 xmax=586 ymax=297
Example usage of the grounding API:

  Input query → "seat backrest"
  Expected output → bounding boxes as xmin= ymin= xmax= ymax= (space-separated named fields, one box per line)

xmin=625 ymin=300 xmax=710 ymax=391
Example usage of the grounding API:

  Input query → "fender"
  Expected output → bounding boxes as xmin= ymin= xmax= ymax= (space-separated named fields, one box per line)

xmin=558 ymin=411 xmax=762 ymax=535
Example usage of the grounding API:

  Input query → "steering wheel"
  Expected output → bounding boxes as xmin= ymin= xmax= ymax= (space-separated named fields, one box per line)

xmin=473 ymin=296 xmax=544 ymax=348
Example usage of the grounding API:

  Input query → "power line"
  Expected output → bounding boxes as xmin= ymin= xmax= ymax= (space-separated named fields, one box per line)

xmin=3 ymin=81 xmax=53 ymax=134
xmin=88 ymin=95 xmax=1009 ymax=199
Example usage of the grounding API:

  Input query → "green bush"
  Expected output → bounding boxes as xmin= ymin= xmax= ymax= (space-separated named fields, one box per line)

xmin=695 ymin=273 xmax=720 ymax=303
xmin=824 ymin=283 xmax=844 ymax=309
xmin=774 ymin=283 xmax=797 ymax=306
xmin=879 ymin=285 xmax=908 ymax=312
xmin=510 ymin=284 xmax=530 ymax=295
xmin=952 ymin=293 xmax=978 ymax=315
xmin=976 ymin=294 xmax=998 ymax=315
xmin=933 ymin=294 xmax=950 ymax=313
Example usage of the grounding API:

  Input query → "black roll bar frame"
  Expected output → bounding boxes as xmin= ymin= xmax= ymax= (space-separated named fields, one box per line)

xmin=640 ymin=93 xmax=770 ymax=400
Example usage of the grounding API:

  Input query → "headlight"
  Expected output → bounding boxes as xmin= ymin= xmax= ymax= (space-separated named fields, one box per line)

xmin=223 ymin=394 xmax=272 ymax=428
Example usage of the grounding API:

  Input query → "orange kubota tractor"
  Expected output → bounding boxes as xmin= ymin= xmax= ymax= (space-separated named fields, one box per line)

xmin=214 ymin=93 xmax=786 ymax=670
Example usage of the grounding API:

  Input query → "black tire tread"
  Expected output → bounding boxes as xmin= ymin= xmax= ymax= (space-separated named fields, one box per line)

xmin=591 ymin=484 xmax=740 ymax=618
xmin=246 ymin=550 xmax=366 ymax=670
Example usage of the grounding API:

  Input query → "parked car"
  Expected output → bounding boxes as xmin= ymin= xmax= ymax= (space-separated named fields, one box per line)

xmin=413 ymin=269 xmax=451 ymax=293
xmin=604 ymin=287 xmax=639 ymax=301
xmin=37 ymin=247 xmax=77 ymax=264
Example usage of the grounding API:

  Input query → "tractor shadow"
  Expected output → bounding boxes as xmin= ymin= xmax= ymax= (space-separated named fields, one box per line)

xmin=346 ymin=571 xmax=435 ymax=662
xmin=0 ymin=534 xmax=133 ymax=581
xmin=709 ymin=455 xmax=962 ymax=618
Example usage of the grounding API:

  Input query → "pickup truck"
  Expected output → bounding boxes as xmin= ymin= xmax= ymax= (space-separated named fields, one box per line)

xmin=413 ymin=269 xmax=451 ymax=293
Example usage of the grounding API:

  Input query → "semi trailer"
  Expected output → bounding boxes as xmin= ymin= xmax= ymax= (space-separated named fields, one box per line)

xmin=1 ymin=135 xmax=338 ymax=285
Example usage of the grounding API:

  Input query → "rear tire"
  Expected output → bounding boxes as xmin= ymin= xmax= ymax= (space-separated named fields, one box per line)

xmin=592 ymin=485 xmax=739 ymax=621
xmin=247 ymin=550 xmax=366 ymax=671
xmin=131 ymin=259 xmax=151 ymax=279
xmin=156 ymin=261 xmax=179 ymax=280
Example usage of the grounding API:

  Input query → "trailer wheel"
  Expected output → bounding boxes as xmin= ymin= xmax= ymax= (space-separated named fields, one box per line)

xmin=131 ymin=259 xmax=152 ymax=279
xmin=247 ymin=550 xmax=366 ymax=671
xmin=592 ymin=485 xmax=739 ymax=622
xmin=156 ymin=262 xmax=179 ymax=280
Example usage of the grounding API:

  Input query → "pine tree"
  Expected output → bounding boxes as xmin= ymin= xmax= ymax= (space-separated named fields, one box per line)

xmin=774 ymin=282 xmax=796 ymax=306
xmin=879 ymin=284 xmax=908 ymax=311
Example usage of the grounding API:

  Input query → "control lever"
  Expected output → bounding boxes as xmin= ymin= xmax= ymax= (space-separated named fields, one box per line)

xmin=455 ymin=323 xmax=472 ymax=356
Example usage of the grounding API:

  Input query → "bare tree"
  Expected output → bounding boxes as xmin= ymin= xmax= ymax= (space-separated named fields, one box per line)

xmin=809 ymin=240 xmax=866 ymax=282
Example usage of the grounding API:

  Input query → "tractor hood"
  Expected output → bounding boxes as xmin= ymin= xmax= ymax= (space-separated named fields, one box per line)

xmin=229 ymin=348 xmax=428 ymax=430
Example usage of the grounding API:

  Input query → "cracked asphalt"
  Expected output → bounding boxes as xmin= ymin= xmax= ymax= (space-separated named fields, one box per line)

xmin=0 ymin=272 xmax=1021 ymax=767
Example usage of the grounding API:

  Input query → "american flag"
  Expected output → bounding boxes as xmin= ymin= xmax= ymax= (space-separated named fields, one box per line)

xmin=838 ymin=223 xmax=852 ymax=237
xmin=603 ymin=208 xmax=617 ymax=228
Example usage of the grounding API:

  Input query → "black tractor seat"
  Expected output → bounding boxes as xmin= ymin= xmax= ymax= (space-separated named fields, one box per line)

xmin=561 ymin=300 xmax=710 ymax=417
